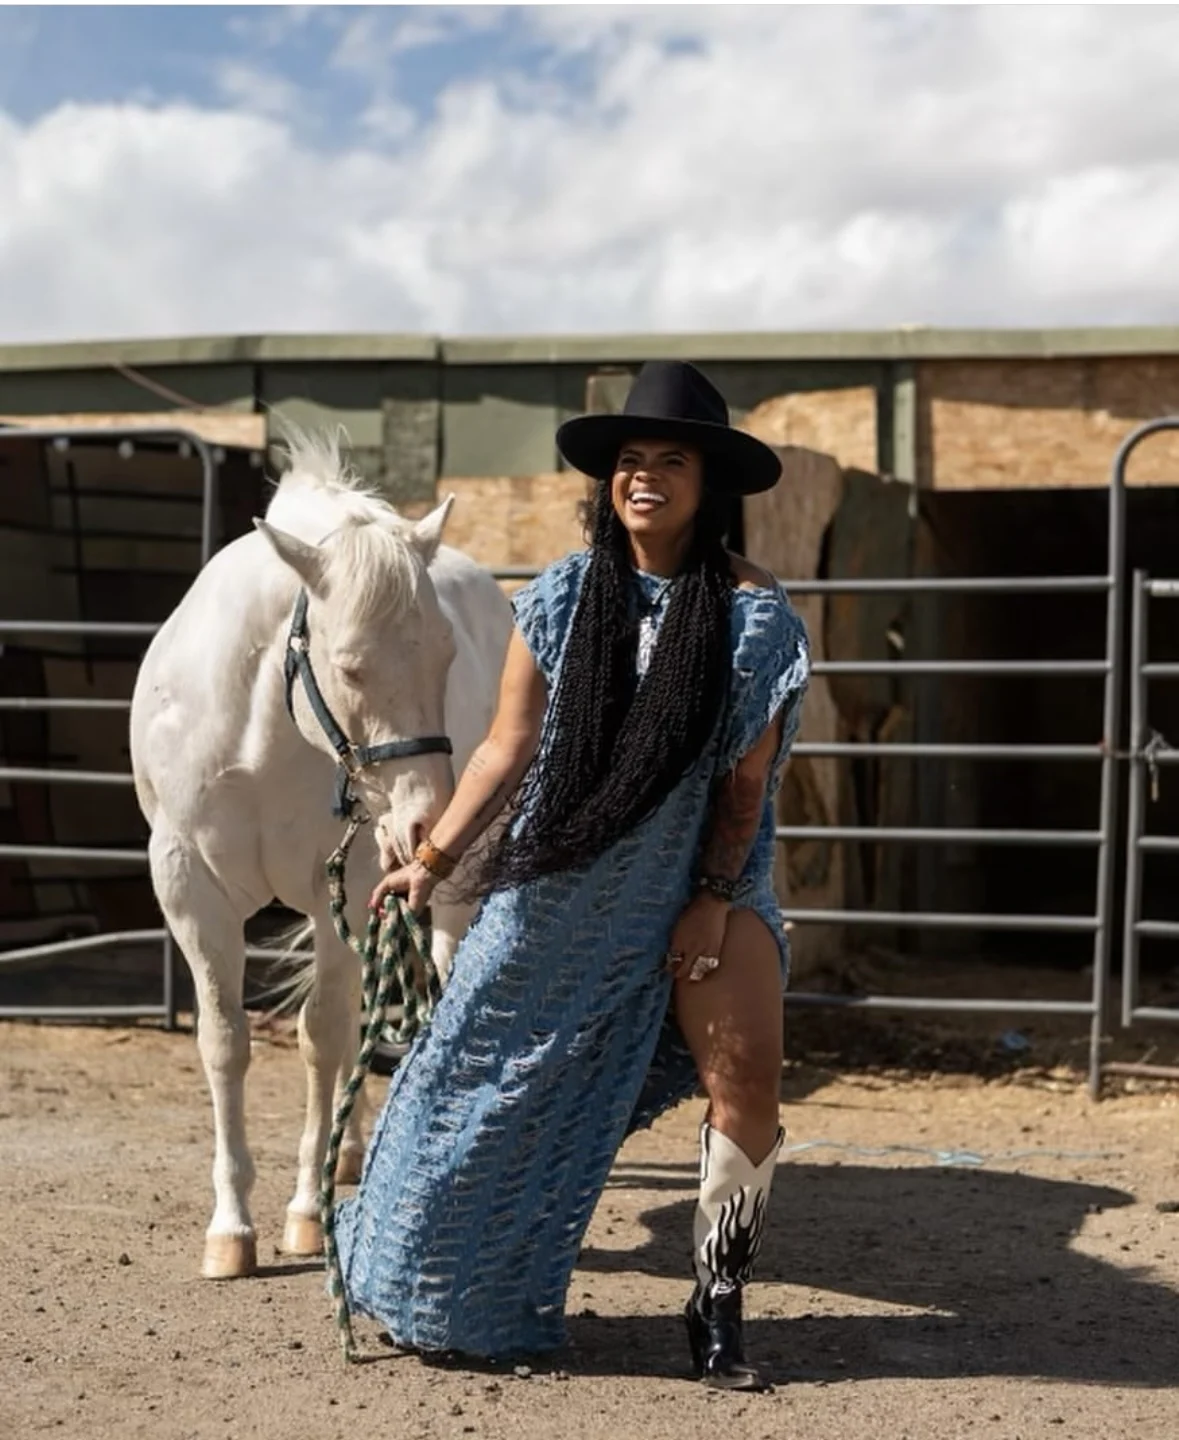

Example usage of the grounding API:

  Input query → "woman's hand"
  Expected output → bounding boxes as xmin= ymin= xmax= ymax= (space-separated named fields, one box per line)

xmin=369 ymin=859 xmax=438 ymax=917
xmin=665 ymin=893 xmax=731 ymax=983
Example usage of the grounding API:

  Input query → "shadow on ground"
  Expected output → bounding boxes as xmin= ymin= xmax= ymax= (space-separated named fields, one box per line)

xmin=564 ymin=1161 xmax=1177 ymax=1388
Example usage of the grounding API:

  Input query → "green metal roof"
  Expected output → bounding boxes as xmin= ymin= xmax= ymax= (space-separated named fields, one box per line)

xmin=0 ymin=332 xmax=438 ymax=372
xmin=1 ymin=326 xmax=1178 ymax=373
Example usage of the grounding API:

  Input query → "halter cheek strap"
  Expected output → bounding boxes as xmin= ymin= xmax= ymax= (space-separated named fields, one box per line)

xmin=284 ymin=588 xmax=453 ymax=820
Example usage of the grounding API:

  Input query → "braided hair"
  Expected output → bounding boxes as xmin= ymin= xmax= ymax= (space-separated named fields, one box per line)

xmin=476 ymin=477 xmax=734 ymax=891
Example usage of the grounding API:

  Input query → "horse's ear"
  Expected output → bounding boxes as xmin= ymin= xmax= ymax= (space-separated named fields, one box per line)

xmin=253 ymin=518 xmax=327 ymax=592
xmin=411 ymin=495 xmax=455 ymax=566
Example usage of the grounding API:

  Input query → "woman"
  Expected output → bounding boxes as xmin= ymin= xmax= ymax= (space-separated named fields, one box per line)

xmin=335 ymin=360 xmax=810 ymax=1391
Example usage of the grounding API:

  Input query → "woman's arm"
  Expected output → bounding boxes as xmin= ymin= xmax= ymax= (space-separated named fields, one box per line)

xmin=369 ymin=627 xmax=547 ymax=911
xmin=697 ymin=710 xmax=784 ymax=882
xmin=665 ymin=710 xmax=784 ymax=981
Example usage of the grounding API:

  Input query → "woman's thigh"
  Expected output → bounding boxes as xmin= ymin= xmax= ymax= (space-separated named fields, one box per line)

xmin=673 ymin=906 xmax=784 ymax=1093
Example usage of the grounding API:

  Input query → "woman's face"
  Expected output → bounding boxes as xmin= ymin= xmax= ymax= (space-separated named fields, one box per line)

xmin=610 ymin=437 xmax=705 ymax=545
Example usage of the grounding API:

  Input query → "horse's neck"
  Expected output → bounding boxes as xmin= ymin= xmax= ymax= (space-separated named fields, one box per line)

xmin=188 ymin=539 xmax=306 ymax=753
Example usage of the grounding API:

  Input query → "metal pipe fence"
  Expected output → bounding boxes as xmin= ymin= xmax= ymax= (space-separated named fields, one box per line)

xmin=1121 ymin=564 xmax=1179 ymax=1032
xmin=6 ymin=416 xmax=1179 ymax=1098
xmin=497 ymin=546 xmax=1129 ymax=1097
xmin=499 ymin=427 xmax=1179 ymax=1096
xmin=0 ymin=426 xmax=220 ymax=1028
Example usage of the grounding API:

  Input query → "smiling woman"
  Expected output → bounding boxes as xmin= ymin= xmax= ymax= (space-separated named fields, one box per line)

xmin=613 ymin=439 xmax=703 ymax=551
xmin=338 ymin=361 xmax=811 ymax=1390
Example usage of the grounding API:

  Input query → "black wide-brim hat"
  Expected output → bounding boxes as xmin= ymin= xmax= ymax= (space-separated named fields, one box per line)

xmin=556 ymin=360 xmax=781 ymax=496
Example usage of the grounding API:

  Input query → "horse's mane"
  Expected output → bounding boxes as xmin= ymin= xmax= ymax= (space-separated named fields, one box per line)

xmin=264 ymin=424 xmax=421 ymax=624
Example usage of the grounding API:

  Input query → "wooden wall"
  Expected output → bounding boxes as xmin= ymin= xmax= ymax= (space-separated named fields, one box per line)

xmin=918 ymin=358 xmax=1179 ymax=489
xmin=437 ymin=473 xmax=589 ymax=578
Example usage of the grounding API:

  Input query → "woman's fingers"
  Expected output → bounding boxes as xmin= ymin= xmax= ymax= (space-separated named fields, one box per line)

xmin=406 ymin=878 xmax=436 ymax=916
xmin=369 ymin=867 xmax=412 ymax=910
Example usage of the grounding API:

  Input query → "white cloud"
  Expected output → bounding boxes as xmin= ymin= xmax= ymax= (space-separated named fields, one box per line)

xmin=3 ymin=6 xmax=1179 ymax=342
xmin=225 ymin=6 xmax=319 ymax=51
xmin=215 ymin=60 xmax=302 ymax=120
xmin=329 ymin=6 xmax=504 ymax=78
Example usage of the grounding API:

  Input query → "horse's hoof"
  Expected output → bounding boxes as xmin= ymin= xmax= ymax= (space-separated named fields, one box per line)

xmin=282 ymin=1213 xmax=323 ymax=1257
xmin=335 ymin=1149 xmax=365 ymax=1186
xmin=202 ymin=1233 xmax=257 ymax=1279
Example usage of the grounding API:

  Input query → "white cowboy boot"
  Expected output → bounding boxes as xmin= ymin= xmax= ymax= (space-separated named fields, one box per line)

xmin=685 ymin=1120 xmax=783 ymax=1391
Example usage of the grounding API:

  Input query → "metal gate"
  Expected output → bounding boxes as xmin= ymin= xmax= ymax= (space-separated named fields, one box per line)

xmin=770 ymin=419 xmax=1179 ymax=1098
xmin=4 ymin=417 xmax=1179 ymax=1095
xmin=1119 ymin=424 xmax=1179 ymax=1078
xmin=0 ymin=425 xmax=223 ymax=1028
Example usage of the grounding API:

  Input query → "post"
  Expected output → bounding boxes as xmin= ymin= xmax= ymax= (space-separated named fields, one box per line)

xmin=1121 ymin=572 xmax=1148 ymax=1027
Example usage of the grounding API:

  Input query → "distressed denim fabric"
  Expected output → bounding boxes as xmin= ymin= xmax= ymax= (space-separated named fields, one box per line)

xmin=335 ymin=550 xmax=809 ymax=1357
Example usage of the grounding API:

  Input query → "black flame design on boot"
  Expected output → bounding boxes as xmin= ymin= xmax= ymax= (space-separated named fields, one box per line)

xmin=685 ymin=1122 xmax=782 ymax=1391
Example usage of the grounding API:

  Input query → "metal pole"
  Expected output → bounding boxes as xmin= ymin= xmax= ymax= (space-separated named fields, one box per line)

xmin=1103 ymin=1060 xmax=1179 ymax=1081
xmin=1088 ymin=443 xmax=1125 ymax=1097
xmin=488 ymin=568 xmax=1113 ymax=593
xmin=198 ymin=443 xmax=218 ymax=566
xmin=792 ymin=742 xmax=1104 ymax=760
xmin=1121 ymin=571 xmax=1148 ymax=1027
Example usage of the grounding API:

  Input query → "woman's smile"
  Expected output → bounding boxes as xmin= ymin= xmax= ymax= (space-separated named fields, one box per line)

xmin=611 ymin=438 xmax=704 ymax=557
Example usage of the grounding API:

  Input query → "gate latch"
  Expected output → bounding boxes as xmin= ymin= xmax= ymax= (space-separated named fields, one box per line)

xmin=1143 ymin=729 xmax=1170 ymax=803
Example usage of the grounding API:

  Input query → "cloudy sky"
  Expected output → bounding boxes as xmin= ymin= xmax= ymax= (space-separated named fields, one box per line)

xmin=2 ymin=4 xmax=1177 ymax=343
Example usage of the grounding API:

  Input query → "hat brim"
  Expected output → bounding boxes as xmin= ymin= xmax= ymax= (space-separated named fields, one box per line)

xmin=556 ymin=413 xmax=781 ymax=496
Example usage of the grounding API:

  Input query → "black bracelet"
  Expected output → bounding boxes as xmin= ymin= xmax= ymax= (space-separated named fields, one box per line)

xmin=695 ymin=873 xmax=738 ymax=903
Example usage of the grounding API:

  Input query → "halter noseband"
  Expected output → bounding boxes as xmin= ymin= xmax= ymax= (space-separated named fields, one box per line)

xmin=283 ymin=588 xmax=453 ymax=820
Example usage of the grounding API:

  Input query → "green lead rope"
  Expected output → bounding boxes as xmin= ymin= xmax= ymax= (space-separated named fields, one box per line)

xmin=319 ymin=818 xmax=441 ymax=1362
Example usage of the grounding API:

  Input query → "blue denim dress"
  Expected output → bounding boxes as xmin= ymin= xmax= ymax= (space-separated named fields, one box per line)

xmin=335 ymin=550 xmax=809 ymax=1357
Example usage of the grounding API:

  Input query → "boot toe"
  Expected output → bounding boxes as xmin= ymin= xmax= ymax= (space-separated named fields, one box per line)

xmin=702 ymin=1360 xmax=771 ymax=1392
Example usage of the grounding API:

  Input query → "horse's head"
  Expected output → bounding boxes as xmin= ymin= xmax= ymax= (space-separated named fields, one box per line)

xmin=256 ymin=499 xmax=458 ymax=871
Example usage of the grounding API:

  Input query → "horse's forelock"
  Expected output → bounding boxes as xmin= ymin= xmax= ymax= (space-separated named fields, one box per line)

xmin=266 ymin=423 xmax=429 ymax=629
xmin=322 ymin=518 xmax=423 ymax=630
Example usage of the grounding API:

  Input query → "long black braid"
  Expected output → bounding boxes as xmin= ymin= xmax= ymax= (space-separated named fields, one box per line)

xmin=476 ymin=478 xmax=734 ymax=892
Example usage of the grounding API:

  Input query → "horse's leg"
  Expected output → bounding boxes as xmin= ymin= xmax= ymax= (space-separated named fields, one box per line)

xmin=431 ymin=887 xmax=477 ymax=990
xmin=333 ymin=1070 xmax=370 ymax=1188
xmin=283 ymin=915 xmax=362 ymax=1255
xmin=149 ymin=825 xmax=256 ymax=1279
xmin=430 ymin=892 xmax=477 ymax=986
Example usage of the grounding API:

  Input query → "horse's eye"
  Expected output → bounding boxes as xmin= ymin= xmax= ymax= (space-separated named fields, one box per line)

xmin=338 ymin=664 xmax=365 ymax=688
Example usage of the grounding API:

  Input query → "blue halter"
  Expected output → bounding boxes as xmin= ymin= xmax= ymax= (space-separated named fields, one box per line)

xmin=283 ymin=589 xmax=453 ymax=820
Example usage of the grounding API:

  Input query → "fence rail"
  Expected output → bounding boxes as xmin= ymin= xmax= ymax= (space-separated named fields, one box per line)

xmin=0 ymin=425 xmax=218 ymax=1027
xmin=5 ymin=417 xmax=1179 ymax=1096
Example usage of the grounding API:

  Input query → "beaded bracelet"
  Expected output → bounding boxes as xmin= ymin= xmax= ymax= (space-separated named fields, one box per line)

xmin=414 ymin=837 xmax=460 ymax=881
xmin=695 ymin=873 xmax=738 ymax=904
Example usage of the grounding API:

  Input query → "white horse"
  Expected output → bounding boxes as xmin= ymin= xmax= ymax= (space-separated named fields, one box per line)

xmin=130 ymin=430 xmax=512 ymax=1279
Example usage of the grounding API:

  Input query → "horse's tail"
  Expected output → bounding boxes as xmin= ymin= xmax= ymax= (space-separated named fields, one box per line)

xmin=252 ymin=918 xmax=318 ymax=1020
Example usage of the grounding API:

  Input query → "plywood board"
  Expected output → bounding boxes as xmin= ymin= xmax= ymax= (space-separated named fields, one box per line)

xmin=441 ymin=473 xmax=589 ymax=576
xmin=741 ymin=387 xmax=878 ymax=474
xmin=742 ymin=442 xmax=847 ymax=975
xmin=1 ymin=410 xmax=266 ymax=451
xmin=920 ymin=358 xmax=1179 ymax=489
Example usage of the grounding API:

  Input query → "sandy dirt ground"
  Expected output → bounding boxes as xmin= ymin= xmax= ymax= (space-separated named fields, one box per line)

xmin=2 ymin=1016 xmax=1177 ymax=1440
